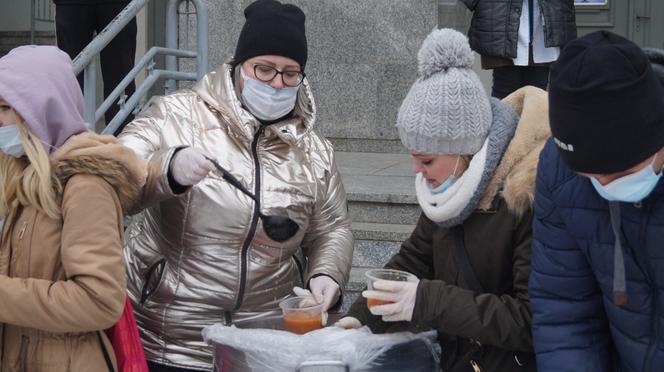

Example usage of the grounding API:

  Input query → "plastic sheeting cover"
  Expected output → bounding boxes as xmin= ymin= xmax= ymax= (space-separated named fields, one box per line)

xmin=203 ymin=324 xmax=440 ymax=372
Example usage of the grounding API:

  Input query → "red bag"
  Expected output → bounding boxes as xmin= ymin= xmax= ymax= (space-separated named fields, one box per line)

xmin=104 ymin=296 xmax=149 ymax=372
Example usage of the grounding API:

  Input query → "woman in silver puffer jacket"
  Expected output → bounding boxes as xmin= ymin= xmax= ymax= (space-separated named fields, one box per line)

xmin=118 ymin=1 xmax=353 ymax=370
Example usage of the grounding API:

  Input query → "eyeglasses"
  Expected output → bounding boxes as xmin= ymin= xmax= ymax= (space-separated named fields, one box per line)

xmin=252 ymin=64 xmax=305 ymax=87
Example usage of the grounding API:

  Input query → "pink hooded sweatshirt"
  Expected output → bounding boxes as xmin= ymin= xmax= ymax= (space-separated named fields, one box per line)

xmin=0 ymin=45 xmax=88 ymax=154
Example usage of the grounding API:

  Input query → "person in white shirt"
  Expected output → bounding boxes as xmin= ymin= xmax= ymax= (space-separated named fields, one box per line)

xmin=460 ymin=0 xmax=577 ymax=98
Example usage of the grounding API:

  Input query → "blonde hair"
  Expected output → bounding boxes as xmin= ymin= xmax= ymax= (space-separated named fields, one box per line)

xmin=454 ymin=155 xmax=472 ymax=177
xmin=0 ymin=116 xmax=61 ymax=219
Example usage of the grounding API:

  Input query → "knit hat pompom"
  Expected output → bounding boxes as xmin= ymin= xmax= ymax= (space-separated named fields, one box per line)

xmin=397 ymin=28 xmax=491 ymax=156
xmin=418 ymin=28 xmax=474 ymax=79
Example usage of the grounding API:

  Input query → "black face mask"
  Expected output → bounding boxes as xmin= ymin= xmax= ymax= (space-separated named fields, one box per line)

xmin=205 ymin=156 xmax=299 ymax=242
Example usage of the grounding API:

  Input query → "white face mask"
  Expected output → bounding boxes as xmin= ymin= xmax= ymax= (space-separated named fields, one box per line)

xmin=0 ymin=124 xmax=25 ymax=157
xmin=240 ymin=67 xmax=298 ymax=121
xmin=590 ymin=154 xmax=662 ymax=203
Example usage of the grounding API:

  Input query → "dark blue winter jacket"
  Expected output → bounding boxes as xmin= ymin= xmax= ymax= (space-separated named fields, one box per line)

xmin=529 ymin=139 xmax=664 ymax=372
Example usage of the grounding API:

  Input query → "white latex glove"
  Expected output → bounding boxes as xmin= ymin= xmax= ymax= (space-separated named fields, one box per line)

xmin=292 ymin=286 xmax=313 ymax=298
xmin=292 ymin=286 xmax=328 ymax=326
xmin=170 ymin=147 xmax=215 ymax=186
xmin=334 ymin=316 xmax=362 ymax=329
xmin=362 ymin=278 xmax=420 ymax=322
xmin=309 ymin=275 xmax=340 ymax=312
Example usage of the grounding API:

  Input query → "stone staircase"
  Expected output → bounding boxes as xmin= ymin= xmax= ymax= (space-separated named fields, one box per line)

xmin=0 ymin=31 xmax=55 ymax=57
xmin=335 ymin=151 xmax=420 ymax=312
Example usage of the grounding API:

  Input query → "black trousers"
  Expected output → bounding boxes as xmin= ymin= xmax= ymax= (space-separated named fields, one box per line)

xmin=147 ymin=361 xmax=210 ymax=372
xmin=55 ymin=3 xmax=136 ymax=133
xmin=490 ymin=65 xmax=550 ymax=99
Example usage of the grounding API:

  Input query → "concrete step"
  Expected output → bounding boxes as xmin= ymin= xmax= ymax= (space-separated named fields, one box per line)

xmin=341 ymin=267 xmax=372 ymax=313
xmin=337 ymin=151 xmax=421 ymax=225
xmin=351 ymin=222 xmax=412 ymax=268
xmin=1 ymin=31 xmax=56 ymax=57
xmin=343 ymin=223 xmax=415 ymax=313
xmin=349 ymin=200 xmax=420 ymax=225
xmin=352 ymin=221 xmax=414 ymax=242
xmin=352 ymin=239 xmax=401 ymax=272
xmin=346 ymin=266 xmax=374 ymax=292
xmin=335 ymin=152 xmax=420 ymax=312
xmin=341 ymin=291 xmax=361 ymax=314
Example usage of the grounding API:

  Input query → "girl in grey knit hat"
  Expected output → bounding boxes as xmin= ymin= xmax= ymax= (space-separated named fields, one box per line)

xmin=341 ymin=28 xmax=552 ymax=372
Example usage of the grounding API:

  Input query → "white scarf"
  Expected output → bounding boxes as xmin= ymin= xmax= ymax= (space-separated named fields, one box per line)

xmin=415 ymin=138 xmax=489 ymax=223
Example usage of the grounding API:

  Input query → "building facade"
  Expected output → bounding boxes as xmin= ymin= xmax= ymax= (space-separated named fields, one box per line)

xmin=0 ymin=0 xmax=662 ymax=145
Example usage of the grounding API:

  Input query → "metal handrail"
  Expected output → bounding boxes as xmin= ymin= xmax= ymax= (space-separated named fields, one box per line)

xmin=72 ymin=0 xmax=148 ymax=75
xmin=165 ymin=0 xmax=208 ymax=92
xmin=72 ymin=0 xmax=209 ymax=133
xmin=96 ymin=47 xmax=196 ymax=124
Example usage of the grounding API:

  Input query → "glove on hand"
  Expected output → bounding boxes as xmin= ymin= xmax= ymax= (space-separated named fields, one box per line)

xmin=309 ymin=275 xmax=341 ymax=312
xmin=170 ymin=147 xmax=215 ymax=186
xmin=362 ymin=278 xmax=420 ymax=322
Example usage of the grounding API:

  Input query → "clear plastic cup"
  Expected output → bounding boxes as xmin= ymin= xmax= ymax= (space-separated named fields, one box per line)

xmin=279 ymin=296 xmax=324 ymax=334
xmin=365 ymin=269 xmax=418 ymax=309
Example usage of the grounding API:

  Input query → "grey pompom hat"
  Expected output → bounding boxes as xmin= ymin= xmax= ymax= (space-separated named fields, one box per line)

xmin=396 ymin=28 xmax=492 ymax=155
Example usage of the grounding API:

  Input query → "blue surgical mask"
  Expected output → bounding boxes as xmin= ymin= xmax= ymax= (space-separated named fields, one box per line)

xmin=240 ymin=67 xmax=298 ymax=121
xmin=590 ymin=155 xmax=663 ymax=202
xmin=0 ymin=124 xmax=25 ymax=157
xmin=430 ymin=175 xmax=456 ymax=194
xmin=428 ymin=155 xmax=460 ymax=195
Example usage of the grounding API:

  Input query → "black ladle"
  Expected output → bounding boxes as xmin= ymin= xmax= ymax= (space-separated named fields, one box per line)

xmin=205 ymin=156 xmax=300 ymax=242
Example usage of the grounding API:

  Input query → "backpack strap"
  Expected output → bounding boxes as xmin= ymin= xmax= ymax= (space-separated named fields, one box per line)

xmin=96 ymin=331 xmax=116 ymax=372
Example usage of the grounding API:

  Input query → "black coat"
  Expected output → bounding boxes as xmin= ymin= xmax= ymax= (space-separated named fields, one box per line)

xmin=460 ymin=0 xmax=577 ymax=59
xmin=346 ymin=87 xmax=555 ymax=372
xmin=347 ymin=198 xmax=535 ymax=372
xmin=53 ymin=0 xmax=129 ymax=4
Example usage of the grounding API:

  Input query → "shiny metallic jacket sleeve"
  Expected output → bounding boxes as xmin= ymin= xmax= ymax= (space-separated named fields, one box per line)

xmin=118 ymin=97 xmax=185 ymax=211
xmin=301 ymin=144 xmax=354 ymax=292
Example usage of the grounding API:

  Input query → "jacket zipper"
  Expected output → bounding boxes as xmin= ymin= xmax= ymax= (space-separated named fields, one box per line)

xmin=639 ymin=202 xmax=657 ymax=372
xmin=233 ymin=126 xmax=264 ymax=311
xmin=292 ymin=255 xmax=304 ymax=286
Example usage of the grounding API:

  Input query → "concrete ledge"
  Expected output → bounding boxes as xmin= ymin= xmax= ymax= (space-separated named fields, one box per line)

xmin=337 ymin=151 xmax=416 ymax=203
xmin=329 ymin=138 xmax=405 ymax=153
xmin=353 ymin=239 xmax=401 ymax=268
xmin=0 ymin=31 xmax=56 ymax=55
xmin=349 ymin=201 xmax=420 ymax=225
xmin=346 ymin=190 xmax=417 ymax=204
xmin=346 ymin=267 xmax=373 ymax=292
xmin=341 ymin=291 xmax=362 ymax=313
xmin=352 ymin=222 xmax=415 ymax=242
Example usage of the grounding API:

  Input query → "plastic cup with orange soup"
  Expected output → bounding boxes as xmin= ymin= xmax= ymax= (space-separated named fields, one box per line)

xmin=279 ymin=296 xmax=324 ymax=334
xmin=365 ymin=269 xmax=418 ymax=309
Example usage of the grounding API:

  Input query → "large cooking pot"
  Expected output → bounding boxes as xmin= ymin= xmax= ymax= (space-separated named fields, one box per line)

xmin=203 ymin=312 xmax=440 ymax=372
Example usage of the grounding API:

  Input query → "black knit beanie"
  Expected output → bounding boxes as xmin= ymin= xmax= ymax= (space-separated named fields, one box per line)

xmin=233 ymin=0 xmax=307 ymax=70
xmin=549 ymin=30 xmax=664 ymax=174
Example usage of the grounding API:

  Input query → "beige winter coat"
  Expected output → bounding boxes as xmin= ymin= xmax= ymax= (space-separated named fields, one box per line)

xmin=0 ymin=133 xmax=146 ymax=372
xmin=118 ymin=63 xmax=353 ymax=369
